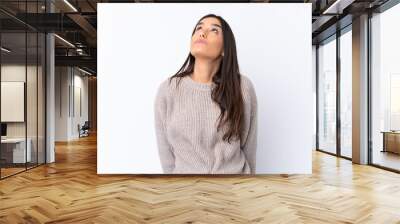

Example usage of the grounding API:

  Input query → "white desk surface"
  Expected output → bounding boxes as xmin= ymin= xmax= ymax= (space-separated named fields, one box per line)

xmin=1 ymin=138 xmax=30 ymax=144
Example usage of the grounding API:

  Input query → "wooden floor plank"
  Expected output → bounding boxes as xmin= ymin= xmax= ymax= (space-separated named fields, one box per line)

xmin=1 ymin=133 xmax=400 ymax=223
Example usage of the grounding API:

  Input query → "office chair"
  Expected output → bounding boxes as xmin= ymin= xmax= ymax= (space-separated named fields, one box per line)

xmin=79 ymin=121 xmax=90 ymax=138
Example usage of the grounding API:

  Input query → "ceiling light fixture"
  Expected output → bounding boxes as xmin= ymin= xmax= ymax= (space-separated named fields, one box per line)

xmin=78 ymin=67 xmax=93 ymax=76
xmin=1 ymin=47 xmax=11 ymax=53
xmin=54 ymin=34 xmax=75 ymax=48
xmin=322 ymin=0 xmax=354 ymax=15
xmin=63 ymin=0 xmax=78 ymax=12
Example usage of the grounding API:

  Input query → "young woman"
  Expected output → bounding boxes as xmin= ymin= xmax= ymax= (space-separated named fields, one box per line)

xmin=154 ymin=14 xmax=258 ymax=174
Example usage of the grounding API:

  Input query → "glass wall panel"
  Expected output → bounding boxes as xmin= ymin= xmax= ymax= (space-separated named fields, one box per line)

xmin=38 ymin=32 xmax=45 ymax=165
xmin=0 ymin=1 xmax=46 ymax=179
xmin=0 ymin=31 xmax=28 ymax=177
xmin=26 ymin=0 xmax=41 ymax=169
xmin=340 ymin=29 xmax=352 ymax=158
xmin=371 ymin=3 xmax=400 ymax=171
xmin=27 ymin=30 xmax=38 ymax=169
xmin=318 ymin=36 xmax=337 ymax=154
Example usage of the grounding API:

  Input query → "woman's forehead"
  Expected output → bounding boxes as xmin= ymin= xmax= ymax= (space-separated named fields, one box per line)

xmin=197 ymin=17 xmax=221 ymax=26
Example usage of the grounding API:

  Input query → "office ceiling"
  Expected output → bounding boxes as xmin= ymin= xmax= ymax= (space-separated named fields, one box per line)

xmin=0 ymin=0 xmax=395 ymax=75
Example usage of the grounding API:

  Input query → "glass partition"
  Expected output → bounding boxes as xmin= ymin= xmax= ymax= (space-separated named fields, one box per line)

xmin=0 ymin=31 xmax=28 ymax=177
xmin=371 ymin=3 xmax=400 ymax=171
xmin=27 ymin=30 xmax=38 ymax=169
xmin=0 ymin=1 xmax=46 ymax=179
xmin=317 ymin=36 xmax=337 ymax=155
xmin=339 ymin=28 xmax=352 ymax=158
xmin=38 ymin=32 xmax=45 ymax=165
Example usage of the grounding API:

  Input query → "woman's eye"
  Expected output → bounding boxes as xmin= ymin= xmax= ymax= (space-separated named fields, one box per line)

xmin=211 ymin=28 xmax=219 ymax=33
xmin=196 ymin=26 xmax=202 ymax=31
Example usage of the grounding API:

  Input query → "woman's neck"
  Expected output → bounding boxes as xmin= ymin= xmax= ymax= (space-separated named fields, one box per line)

xmin=191 ymin=57 xmax=221 ymax=84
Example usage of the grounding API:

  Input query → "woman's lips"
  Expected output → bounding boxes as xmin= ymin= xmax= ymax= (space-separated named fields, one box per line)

xmin=194 ymin=40 xmax=207 ymax=45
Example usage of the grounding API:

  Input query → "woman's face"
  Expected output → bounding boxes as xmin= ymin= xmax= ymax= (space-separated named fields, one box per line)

xmin=190 ymin=17 xmax=224 ymax=61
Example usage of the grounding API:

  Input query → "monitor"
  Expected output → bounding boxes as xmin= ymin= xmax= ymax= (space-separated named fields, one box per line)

xmin=1 ymin=123 xmax=7 ymax=137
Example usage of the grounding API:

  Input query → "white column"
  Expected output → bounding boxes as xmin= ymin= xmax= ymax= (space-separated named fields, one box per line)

xmin=46 ymin=1 xmax=55 ymax=163
xmin=352 ymin=14 xmax=369 ymax=164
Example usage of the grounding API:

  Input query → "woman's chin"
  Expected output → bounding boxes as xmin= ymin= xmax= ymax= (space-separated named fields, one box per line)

xmin=192 ymin=53 xmax=218 ymax=60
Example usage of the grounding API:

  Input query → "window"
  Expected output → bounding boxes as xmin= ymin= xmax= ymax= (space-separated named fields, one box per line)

xmin=370 ymin=2 xmax=400 ymax=171
xmin=318 ymin=36 xmax=337 ymax=155
xmin=340 ymin=29 xmax=352 ymax=158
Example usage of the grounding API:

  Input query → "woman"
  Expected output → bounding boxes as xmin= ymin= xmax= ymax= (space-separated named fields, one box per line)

xmin=154 ymin=14 xmax=258 ymax=174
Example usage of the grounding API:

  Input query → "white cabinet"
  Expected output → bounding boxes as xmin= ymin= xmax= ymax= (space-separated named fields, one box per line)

xmin=1 ymin=138 xmax=32 ymax=163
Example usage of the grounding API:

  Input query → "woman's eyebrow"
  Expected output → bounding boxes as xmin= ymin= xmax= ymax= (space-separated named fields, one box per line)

xmin=196 ymin=22 xmax=222 ymax=28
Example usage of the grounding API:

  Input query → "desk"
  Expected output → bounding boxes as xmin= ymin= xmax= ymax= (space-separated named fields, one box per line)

xmin=381 ymin=131 xmax=400 ymax=154
xmin=1 ymin=138 xmax=32 ymax=163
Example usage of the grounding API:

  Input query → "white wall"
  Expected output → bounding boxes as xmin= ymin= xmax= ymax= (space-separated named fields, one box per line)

xmin=98 ymin=3 xmax=313 ymax=174
xmin=55 ymin=67 xmax=89 ymax=141
xmin=312 ymin=45 xmax=317 ymax=150
xmin=72 ymin=72 xmax=89 ymax=138
xmin=55 ymin=66 xmax=69 ymax=141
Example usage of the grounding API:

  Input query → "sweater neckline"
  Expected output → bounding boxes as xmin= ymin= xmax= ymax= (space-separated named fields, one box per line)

xmin=182 ymin=75 xmax=216 ymax=91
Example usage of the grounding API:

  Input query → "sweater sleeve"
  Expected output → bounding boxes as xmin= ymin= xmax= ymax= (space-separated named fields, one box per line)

xmin=154 ymin=80 xmax=175 ymax=173
xmin=242 ymin=78 xmax=258 ymax=174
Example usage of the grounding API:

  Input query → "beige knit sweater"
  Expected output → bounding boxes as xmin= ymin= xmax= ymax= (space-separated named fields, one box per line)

xmin=154 ymin=74 xmax=258 ymax=174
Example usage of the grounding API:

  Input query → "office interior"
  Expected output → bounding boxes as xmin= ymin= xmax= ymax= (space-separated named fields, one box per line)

xmin=0 ymin=0 xmax=97 ymax=179
xmin=314 ymin=0 xmax=400 ymax=172
xmin=0 ymin=0 xmax=400 ymax=223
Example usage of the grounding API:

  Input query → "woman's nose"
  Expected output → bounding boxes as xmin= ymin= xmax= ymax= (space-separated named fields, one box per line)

xmin=200 ymin=31 xmax=207 ymax=38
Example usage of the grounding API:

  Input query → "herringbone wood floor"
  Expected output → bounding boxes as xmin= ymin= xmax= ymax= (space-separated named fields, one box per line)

xmin=1 ymin=133 xmax=400 ymax=224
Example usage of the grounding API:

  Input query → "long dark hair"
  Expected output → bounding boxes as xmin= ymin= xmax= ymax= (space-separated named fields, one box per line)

xmin=169 ymin=14 xmax=244 ymax=144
